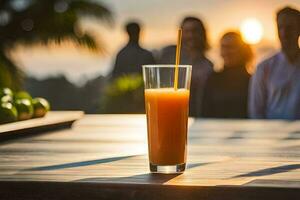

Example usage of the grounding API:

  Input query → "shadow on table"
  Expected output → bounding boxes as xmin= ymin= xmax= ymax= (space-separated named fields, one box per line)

xmin=24 ymin=153 xmax=212 ymax=172
xmin=232 ymin=164 xmax=300 ymax=178
xmin=76 ymin=173 xmax=180 ymax=184
xmin=226 ymin=131 xmax=247 ymax=140
xmin=22 ymin=155 xmax=215 ymax=185
xmin=74 ymin=162 xmax=211 ymax=184
xmin=282 ymin=131 xmax=300 ymax=140
xmin=23 ymin=155 xmax=140 ymax=171
xmin=242 ymin=179 xmax=300 ymax=188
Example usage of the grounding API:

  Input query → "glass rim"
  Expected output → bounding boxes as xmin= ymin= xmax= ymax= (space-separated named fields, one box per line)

xmin=142 ymin=64 xmax=192 ymax=69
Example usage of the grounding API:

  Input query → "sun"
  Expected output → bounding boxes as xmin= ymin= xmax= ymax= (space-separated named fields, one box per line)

xmin=240 ymin=18 xmax=263 ymax=44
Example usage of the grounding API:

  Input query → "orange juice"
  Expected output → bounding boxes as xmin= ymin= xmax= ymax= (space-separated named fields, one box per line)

xmin=145 ymin=88 xmax=189 ymax=165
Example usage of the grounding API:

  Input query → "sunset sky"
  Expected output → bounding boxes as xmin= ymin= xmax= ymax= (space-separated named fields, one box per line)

xmin=15 ymin=0 xmax=300 ymax=85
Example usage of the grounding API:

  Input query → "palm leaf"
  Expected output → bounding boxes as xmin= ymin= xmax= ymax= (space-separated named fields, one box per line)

xmin=0 ymin=0 xmax=113 ymax=89
xmin=1 ymin=0 xmax=112 ymax=51
xmin=69 ymin=0 xmax=113 ymax=25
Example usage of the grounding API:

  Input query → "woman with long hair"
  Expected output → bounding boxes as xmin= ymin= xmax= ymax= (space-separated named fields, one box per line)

xmin=159 ymin=16 xmax=213 ymax=117
xmin=202 ymin=31 xmax=253 ymax=118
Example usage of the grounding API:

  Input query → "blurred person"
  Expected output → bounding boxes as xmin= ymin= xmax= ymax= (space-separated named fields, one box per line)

xmin=111 ymin=22 xmax=155 ymax=78
xmin=249 ymin=6 xmax=300 ymax=119
xmin=159 ymin=16 xmax=213 ymax=117
xmin=202 ymin=32 xmax=253 ymax=118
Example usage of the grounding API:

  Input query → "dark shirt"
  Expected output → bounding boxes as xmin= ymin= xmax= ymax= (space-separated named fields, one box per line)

xmin=159 ymin=45 xmax=213 ymax=117
xmin=202 ymin=66 xmax=250 ymax=118
xmin=112 ymin=42 xmax=155 ymax=78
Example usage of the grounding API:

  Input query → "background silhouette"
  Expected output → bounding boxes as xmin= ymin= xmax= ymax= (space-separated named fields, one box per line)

xmin=111 ymin=22 xmax=155 ymax=79
xmin=0 ymin=1 xmax=299 ymax=115
xmin=202 ymin=32 xmax=253 ymax=118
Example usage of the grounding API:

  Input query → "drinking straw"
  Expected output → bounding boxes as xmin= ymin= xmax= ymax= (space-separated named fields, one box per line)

xmin=174 ymin=28 xmax=182 ymax=90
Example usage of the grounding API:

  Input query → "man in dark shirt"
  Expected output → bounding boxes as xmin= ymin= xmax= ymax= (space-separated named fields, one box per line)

xmin=111 ymin=22 xmax=155 ymax=78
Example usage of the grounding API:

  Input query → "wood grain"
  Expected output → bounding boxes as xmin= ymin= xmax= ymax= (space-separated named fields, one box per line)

xmin=0 ymin=115 xmax=299 ymax=199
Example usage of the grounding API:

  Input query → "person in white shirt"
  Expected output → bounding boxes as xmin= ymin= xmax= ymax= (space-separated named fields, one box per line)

xmin=249 ymin=6 xmax=300 ymax=119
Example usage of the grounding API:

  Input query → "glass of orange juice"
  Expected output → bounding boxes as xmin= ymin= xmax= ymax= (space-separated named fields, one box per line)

xmin=142 ymin=65 xmax=192 ymax=173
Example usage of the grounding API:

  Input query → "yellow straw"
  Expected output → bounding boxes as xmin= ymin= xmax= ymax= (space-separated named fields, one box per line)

xmin=174 ymin=28 xmax=182 ymax=90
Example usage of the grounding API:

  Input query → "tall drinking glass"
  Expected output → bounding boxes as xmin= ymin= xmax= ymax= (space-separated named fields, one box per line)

xmin=142 ymin=65 xmax=192 ymax=173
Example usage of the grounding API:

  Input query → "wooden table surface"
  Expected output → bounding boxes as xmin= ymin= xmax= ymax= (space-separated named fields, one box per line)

xmin=0 ymin=115 xmax=299 ymax=200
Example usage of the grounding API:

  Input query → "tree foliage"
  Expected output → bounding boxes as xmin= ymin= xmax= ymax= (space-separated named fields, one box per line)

xmin=0 ymin=0 xmax=112 ymax=90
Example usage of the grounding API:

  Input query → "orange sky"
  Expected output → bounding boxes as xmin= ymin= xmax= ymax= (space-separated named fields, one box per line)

xmin=15 ymin=0 xmax=300 ymax=85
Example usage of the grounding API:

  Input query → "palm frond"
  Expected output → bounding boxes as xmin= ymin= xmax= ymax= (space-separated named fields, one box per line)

xmin=74 ymin=33 xmax=99 ymax=51
xmin=0 ymin=0 xmax=113 ymax=89
xmin=0 ymin=0 xmax=113 ymax=51
xmin=69 ymin=0 xmax=113 ymax=25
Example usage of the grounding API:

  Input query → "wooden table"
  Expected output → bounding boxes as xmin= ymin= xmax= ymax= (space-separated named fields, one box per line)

xmin=0 ymin=115 xmax=299 ymax=199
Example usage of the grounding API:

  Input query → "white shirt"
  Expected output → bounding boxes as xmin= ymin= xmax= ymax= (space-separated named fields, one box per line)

xmin=249 ymin=52 xmax=300 ymax=119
